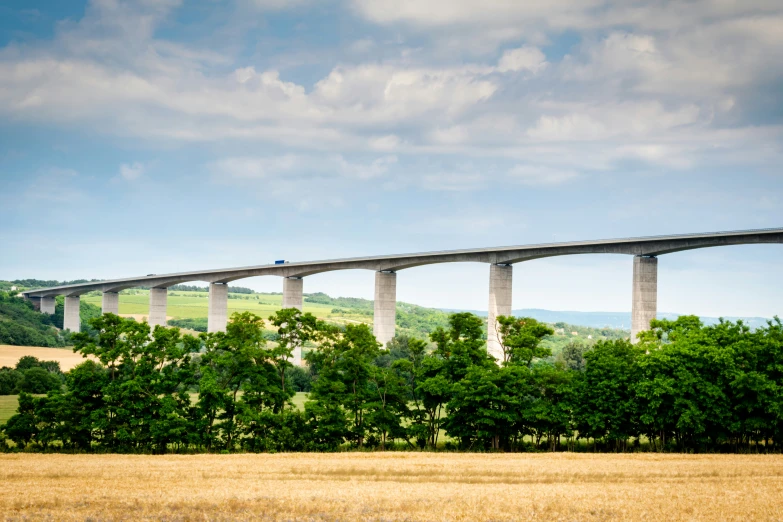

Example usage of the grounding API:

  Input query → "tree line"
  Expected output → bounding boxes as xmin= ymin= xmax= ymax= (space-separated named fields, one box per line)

xmin=1 ymin=309 xmax=781 ymax=453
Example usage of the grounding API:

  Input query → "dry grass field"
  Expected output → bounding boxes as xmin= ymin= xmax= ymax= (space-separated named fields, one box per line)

xmin=1 ymin=453 xmax=782 ymax=521
xmin=0 ymin=345 xmax=92 ymax=371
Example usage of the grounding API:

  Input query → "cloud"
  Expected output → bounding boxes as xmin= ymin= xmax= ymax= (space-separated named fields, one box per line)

xmin=497 ymin=46 xmax=547 ymax=73
xmin=119 ymin=162 xmax=145 ymax=181
xmin=211 ymin=154 xmax=397 ymax=183
xmin=0 ymin=0 xmax=780 ymax=188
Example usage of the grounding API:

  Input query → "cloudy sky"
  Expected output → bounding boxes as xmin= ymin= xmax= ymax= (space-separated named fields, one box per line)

xmin=1 ymin=0 xmax=781 ymax=317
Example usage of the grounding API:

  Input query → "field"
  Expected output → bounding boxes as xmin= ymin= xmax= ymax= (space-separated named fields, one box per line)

xmin=0 ymin=395 xmax=17 ymax=425
xmin=1 ymin=453 xmax=782 ymax=521
xmin=81 ymin=290 xmax=370 ymax=325
xmin=0 ymin=345 xmax=90 ymax=371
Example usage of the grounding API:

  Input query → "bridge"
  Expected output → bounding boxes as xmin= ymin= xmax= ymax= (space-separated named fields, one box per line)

xmin=21 ymin=227 xmax=783 ymax=361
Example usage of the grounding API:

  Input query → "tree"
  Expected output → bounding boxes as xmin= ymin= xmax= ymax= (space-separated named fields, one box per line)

xmin=0 ymin=367 xmax=23 ymax=395
xmin=267 ymin=308 xmax=320 ymax=403
xmin=495 ymin=316 xmax=554 ymax=366
xmin=576 ymin=340 xmax=642 ymax=450
xmin=16 ymin=366 xmax=61 ymax=394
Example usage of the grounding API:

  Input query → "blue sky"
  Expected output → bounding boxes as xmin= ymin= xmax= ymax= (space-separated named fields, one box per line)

xmin=1 ymin=0 xmax=782 ymax=317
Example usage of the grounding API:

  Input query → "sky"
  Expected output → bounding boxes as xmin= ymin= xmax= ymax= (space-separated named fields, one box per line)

xmin=1 ymin=0 xmax=782 ymax=318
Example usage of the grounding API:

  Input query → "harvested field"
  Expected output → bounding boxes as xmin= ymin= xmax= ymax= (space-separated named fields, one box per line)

xmin=1 ymin=453 xmax=782 ymax=521
xmin=0 ymin=345 xmax=91 ymax=371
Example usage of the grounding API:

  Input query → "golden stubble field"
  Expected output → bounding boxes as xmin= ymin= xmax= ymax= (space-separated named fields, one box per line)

xmin=0 ymin=345 xmax=93 ymax=371
xmin=2 ymin=453 xmax=782 ymax=521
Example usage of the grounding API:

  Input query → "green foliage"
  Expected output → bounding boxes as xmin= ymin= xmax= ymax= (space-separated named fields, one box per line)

xmin=496 ymin=316 xmax=554 ymax=365
xmin=0 ymin=292 xmax=69 ymax=347
xmin=168 ymin=317 xmax=209 ymax=332
xmin=0 ymin=356 xmax=64 ymax=395
xmin=3 ymin=310 xmax=783 ymax=454
xmin=0 ymin=368 xmax=24 ymax=395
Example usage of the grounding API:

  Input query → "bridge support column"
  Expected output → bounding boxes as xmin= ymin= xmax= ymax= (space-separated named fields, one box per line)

xmin=488 ymin=264 xmax=513 ymax=362
xmin=102 ymin=292 xmax=119 ymax=315
xmin=374 ymin=271 xmax=396 ymax=348
xmin=40 ymin=297 xmax=56 ymax=315
xmin=631 ymin=255 xmax=658 ymax=343
xmin=282 ymin=277 xmax=303 ymax=310
xmin=208 ymin=283 xmax=228 ymax=333
xmin=148 ymin=288 xmax=168 ymax=328
xmin=64 ymin=296 xmax=80 ymax=332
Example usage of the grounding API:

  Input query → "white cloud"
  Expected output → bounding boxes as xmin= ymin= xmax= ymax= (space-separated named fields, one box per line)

xmin=119 ymin=162 xmax=145 ymax=181
xmin=211 ymin=154 xmax=397 ymax=183
xmin=0 ymin=0 xmax=780 ymax=187
xmin=497 ymin=46 xmax=547 ymax=73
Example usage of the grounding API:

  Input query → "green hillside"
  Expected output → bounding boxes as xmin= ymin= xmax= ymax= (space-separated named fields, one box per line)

xmin=0 ymin=292 xmax=102 ymax=346
xmin=2 ymin=280 xmax=629 ymax=352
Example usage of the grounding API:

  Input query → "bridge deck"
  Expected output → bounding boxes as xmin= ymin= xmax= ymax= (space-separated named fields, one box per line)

xmin=21 ymin=227 xmax=783 ymax=297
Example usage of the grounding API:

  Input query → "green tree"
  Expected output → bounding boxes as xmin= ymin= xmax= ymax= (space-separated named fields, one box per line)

xmin=576 ymin=339 xmax=641 ymax=450
xmin=495 ymin=316 xmax=554 ymax=366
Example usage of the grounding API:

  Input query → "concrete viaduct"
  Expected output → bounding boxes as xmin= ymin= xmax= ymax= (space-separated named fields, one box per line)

xmin=21 ymin=228 xmax=783 ymax=361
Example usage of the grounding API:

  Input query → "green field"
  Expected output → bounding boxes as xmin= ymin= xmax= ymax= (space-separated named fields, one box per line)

xmin=81 ymin=290 xmax=370 ymax=325
xmin=0 ymin=395 xmax=20 ymax=425
xmin=0 ymin=392 xmax=310 ymax=426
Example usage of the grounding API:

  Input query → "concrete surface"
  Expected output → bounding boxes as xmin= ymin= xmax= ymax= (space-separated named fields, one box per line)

xmin=102 ymin=292 xmax=119 ymax=315
xmin=487 ymin=264 xmax=513 ymax=361
xmin=208 ymin=283 xmax=228 ymax=333
xmin=374 ymin=271 xmax=396 ymax=347
xmin=282 ymin=277 xmax=304 ymax=310
xmin=63 ymin=296 xmax=80 ymax=333
xmin=148 ymin=288 xmax=168 ymax=328
xmin=631 ymin=256 xmax=658 ymax=343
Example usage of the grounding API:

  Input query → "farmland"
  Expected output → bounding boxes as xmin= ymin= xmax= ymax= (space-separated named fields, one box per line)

xmin=0 ymin=345 xmax=89 ymax=372
xmin=81 ymin=290 xmax=342 ymax=321
xmin=1 ymin=453 xmax=782 ymax=521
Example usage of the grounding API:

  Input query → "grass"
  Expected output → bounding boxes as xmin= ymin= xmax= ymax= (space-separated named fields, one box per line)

xmin=0 ymin=393 xmax=310 ymax=425
xmin=0 ymin=395 xmax=18 ymax=425
xmin=1 ymin=453 xmax=782 ymax=520
xmin=81 ymin=290 xmax=370 ymax=325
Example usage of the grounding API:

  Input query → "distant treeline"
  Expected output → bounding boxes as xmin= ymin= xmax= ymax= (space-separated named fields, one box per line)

xmin=168 ymin=284 xmax=256 ymax=294
xmin=8 ymin=279 xmax=102 ymax=290
xmin=2 ymin=310 xmax=781 ymax=454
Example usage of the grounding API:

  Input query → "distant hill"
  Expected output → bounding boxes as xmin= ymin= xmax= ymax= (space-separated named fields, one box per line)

xmin=441 ymin=308 xmax=774 ymax=330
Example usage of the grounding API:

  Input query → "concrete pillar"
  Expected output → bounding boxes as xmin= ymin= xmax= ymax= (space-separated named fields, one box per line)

xmin=373 ymin=271 xmax=396 ymax=348
xmin=208 ymin=283 xmax=228 ymax=333
xmin=281 ymin=277 xmax=304 ymax=365
xmin=40 ymin=296 xmax=56 ymax=315
xmin=102 ymin=292 xmax=119 ymax=315
xmin=63 ymin=296 xmax=81 ymax=333
xmin=631 ymin=255 xmax=658 ymax=343
xmin=282 ymin=277 xmax=303 ymax=310
xmin=487 ymin=264 xmax=513 ymax=362
xmin=148 ymin=287 xmax=168 ymax=328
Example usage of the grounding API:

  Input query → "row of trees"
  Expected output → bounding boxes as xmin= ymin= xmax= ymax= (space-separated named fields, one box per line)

xmin=2 ymin=309 xmax=782 ymax=453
